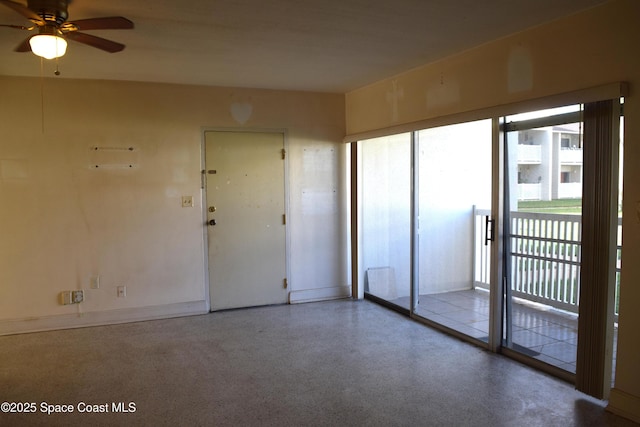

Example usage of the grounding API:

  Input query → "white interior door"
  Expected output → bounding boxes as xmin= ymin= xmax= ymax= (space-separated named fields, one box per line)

xmin=205 ymin=131 xmax=287 ymax=310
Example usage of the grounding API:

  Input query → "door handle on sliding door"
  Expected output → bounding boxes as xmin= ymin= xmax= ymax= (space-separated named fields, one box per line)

xmin=485 ymin=216 xmax=495 ymax=246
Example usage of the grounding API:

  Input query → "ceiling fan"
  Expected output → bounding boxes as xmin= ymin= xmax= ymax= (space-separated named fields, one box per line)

xmin=0 ymin=0 xmax=133 ymax=59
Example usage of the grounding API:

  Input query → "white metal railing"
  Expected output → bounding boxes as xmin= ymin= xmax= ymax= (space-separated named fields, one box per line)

xmin=559 ymin=148 xmax=583 ymax=164
xmin=518 ymin=183 xmax=542 ymax=200
xmin=509 ymin=212 xmax=582 ymax=312
xmin=473 ymin=208 xmax=492 ymax=293
xmin=473 ymin=207 xmax=622 ymax=318
xmin=517 ymin=144 xmax=542 ymax=163
xmin=558 ymin=183 xmax=582 ymax=199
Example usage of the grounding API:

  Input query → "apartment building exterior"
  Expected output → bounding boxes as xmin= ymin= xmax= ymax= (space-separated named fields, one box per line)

xmin=516 ymin=124 xmax=582 ymax=201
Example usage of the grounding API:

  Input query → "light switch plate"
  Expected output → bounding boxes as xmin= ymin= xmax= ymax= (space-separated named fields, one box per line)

xmin=60 ymin=291 xmax=72 ymax=305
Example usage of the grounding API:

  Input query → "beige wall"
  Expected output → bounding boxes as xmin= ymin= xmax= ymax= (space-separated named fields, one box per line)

xmin=2 ymin=0 xmax=639 ymax=421
xmin=0 ymin=77 xmax=347 ymax=328
xmin=346 ymin=0 xmax=640 ymax=421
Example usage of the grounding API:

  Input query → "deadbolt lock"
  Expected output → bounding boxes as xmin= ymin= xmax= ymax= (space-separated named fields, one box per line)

xmin=209 ymin=206 xmax=216 ymax=213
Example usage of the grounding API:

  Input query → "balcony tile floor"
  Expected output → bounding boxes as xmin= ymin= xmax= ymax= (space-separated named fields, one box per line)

xmin=405 ymin=289 xmax=617 ymax=377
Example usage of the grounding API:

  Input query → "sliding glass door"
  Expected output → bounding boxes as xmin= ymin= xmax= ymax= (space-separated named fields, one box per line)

xmin=413 ymin=119 xmax=494 ymax=342
xmin=360 ymin=133 xmax=412 ymax=310
xmin=354 ymin=96 xmax=623 ymax=396
xmin=503 ymin=106 xmax=583 ymax=373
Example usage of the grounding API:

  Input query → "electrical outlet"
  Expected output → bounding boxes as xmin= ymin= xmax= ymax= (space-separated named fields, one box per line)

xmin=72 ymin=290 xmax=84 ymax=303
xmin=117 ymin=286 xmax=126 ymax=298
xmin=90 ymin=276 xmax=100 ymax=289
xmin=181 ymin=195 xmax=194 ymax=208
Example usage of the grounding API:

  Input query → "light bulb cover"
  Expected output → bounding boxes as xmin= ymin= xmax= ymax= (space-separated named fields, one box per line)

xmin=29 ymin=34 xmax=67 ymax=59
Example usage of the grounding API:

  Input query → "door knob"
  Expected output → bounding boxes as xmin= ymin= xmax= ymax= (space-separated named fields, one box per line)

xmin=208 ymin=219 xmax=217 ymax=226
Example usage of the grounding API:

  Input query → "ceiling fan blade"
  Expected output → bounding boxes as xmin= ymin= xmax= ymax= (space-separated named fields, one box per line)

xmin=14 ymin=35 xmax=32 ymax=52
xmin=66 ymin=31 xmax=125 ymax=53
xmin=67 ymin=16 xmax=133 ymax=31
xmin=0 ymin=23 xmax=29 ymax=29
xmin=0 ymin=0 xmax=43 ymax=24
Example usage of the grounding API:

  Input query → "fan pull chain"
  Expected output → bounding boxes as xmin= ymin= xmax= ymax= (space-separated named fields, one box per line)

xmin=40 ymin=56 xmax=45 ymax=134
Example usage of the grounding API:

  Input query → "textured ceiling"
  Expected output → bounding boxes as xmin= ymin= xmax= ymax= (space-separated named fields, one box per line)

xmin=0 ymin=0 xmax=609 ymax=93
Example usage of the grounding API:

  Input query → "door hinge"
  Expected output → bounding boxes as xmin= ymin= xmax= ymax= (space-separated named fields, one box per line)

xmin=281 ymin=148 xmax=286 ymax=159
xmin=282 ymin=214 xmax=286 ymax=225
xmin=283 ymin=278 xmax=288 ymax=289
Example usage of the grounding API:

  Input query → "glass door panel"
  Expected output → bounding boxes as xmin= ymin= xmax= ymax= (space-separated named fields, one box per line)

xmin=613 ymin=111 xmax=624 ymax=386
xmin=360 ymin=134 xmax=412 ymax=310
xmin=414 ymin=120 xmax=493 ymax=342
xmin=504 ymin=109 xmax=582 ymax=373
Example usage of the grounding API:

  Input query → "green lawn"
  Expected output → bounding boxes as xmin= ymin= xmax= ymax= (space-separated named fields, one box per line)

xmin=516 ymin=197 xmax=622 ymax=314
xmin=518 ymin=198 xmax=582 ymax=214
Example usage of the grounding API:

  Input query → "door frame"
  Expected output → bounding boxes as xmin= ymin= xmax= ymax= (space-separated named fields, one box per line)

xmin=200 ymin=127 xmax=291 ymax=311
xmin=409 ymin=121 xmax=499 ymax=350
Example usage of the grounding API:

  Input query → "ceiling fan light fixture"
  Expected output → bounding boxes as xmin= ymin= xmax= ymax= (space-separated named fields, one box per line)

xmin=29 ymin=33 xmax=67 ymax=59
xmin=2 ymin=1 xmax=132 ymax=57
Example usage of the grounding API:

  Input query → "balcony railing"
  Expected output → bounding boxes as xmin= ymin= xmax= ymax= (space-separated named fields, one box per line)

xmin=558 ymin=183 xmax=582 ymax=199
xmin=473 ymin=207 xmax=622 ymax=319
xmin=518 ymin=183 xmax=542 ymax=200
xmin=517 ymin=144 xmax=542 ymax=164
xmin=559 ymin=148 xmax=583 ymax=164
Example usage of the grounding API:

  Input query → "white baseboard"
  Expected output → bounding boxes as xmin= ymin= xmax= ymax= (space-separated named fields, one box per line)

xmin=0 ymin=300 xmax=209 ymax=336
xmin=289 ymin=285 xmax=351 ymax=304
xmin=607 ymin=388 xmax=640 ymax=423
